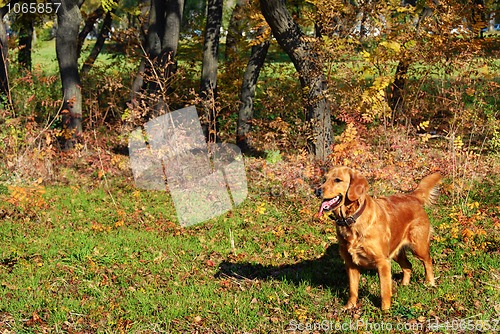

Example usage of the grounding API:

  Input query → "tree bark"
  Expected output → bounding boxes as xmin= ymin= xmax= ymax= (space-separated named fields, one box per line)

xmin=81 ymin=10 xmax=113 ymax=75
xmin=0 ymin=6 xmax=10 ymax=102
xmin=131 ymin=58 xmax=145 ymax=102
xmin=77 ymin=6 xmax=105 ymax=57
xmin=141 ymin=0 xmax=184 ymax=117
xmin=389 ymin=60 xmax=409 ymax=116
xmin=143 ymin=0 xmax=165 ymax=104
xmin=225 ymin=0 xmax=247 ymax=60
xmin=18 ymin=19 xmax=34 ymax=71
xmin=389 ymin=1 xmax=436 ymax=116
xmin=56 ymin=0 xmax=84 ymax=149
xmin=130 ymin=0 xmax=150 ymax=103
xmin=237 ymin=36 xmax=270 ymax=153
xmin=200 ymin=0 xmax=223 ymax=143
xmin=146 ymin=0 xmax=165 ymax=61
xmin=160 ymin=0 xmax=183 ymax=71
xmin=259 ymin=0 xmax=332 ymax=159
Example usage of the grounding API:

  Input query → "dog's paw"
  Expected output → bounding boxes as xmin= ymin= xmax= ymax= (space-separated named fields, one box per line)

xmin=343 ymin=302 xmax=357 ymax=311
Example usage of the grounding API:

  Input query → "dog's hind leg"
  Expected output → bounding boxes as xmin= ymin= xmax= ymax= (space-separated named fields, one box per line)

xmin=408 ymin=218 xmax=435 ymax=286
xmin=394 ymin=248 xmax=412 ymax=285
xmin=411 ymin=232 xmax=435 ymax=286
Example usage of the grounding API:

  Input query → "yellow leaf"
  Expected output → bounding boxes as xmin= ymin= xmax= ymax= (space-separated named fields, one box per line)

xmin=404 ymin=39 xmax=417 ymax=49
xmin=380 ymin=40 xmax=401 ymax=53
xmin=477 ymin=65 xmax=489 ymax=75
xmin=462 ymin=228 xmax=475 ymax=239
xmin=417 ymin=121 xmax=429 ymax=131
xmin=419 ymin=133 xmax=431 ymax=143
xmin=373 ymin=76 xmax=392 ymax=90
xmin=453 ymin=136 xmax=464 ymax=150
xmin=256 ymin=203 xmax=266 ymax=214
xmin=476 ymin=229 xmax=486 ymax=236
xmin=360 ymin=50 xmax=371 ymax=61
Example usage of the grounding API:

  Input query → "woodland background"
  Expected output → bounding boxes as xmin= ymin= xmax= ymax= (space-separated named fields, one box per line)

xmin=0 ymin=0 xmax=499 ymax=332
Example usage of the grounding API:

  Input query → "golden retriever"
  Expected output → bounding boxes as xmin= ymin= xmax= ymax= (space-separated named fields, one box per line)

xmin=317 ymin=167 xmax=441 ymax=310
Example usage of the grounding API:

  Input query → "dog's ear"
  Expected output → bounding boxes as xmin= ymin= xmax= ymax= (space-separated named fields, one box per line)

xmin=347 ymin=169 xmax=368 ymax=201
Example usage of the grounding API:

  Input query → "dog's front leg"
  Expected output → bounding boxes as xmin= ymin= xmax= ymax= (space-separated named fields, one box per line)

xmin=345 ymin=263 xmax=360 ymax=309
xmin=377 ymin=258 xmax=392 ymax=311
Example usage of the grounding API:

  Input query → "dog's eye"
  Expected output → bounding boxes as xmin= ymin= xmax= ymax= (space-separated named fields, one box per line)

xmin=334 ymin=178 xmax=342 ymax=183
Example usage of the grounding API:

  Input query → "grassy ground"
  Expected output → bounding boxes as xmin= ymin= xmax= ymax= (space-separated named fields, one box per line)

xmin=27 ymin=39 xmax=117 ymax=75
xmin=30 ymin=40 xmax=59 ymax=74
xmin=1 ymin=29 xmax=499 ymax=334
xmin=0 ymin=145 xmax=499 ymax=332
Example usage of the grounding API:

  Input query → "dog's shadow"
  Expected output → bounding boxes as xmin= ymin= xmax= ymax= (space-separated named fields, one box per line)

xmin=216 ymin=244 xmax=380 ymax=306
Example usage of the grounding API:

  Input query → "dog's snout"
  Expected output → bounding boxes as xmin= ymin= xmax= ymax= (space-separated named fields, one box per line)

xmin=314 ymin=188 xmax=323 ymax=198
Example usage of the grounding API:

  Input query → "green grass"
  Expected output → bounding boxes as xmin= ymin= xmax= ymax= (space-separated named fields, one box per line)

xmin=2 ymin=32 xmax=499 ymax=333
xmin=28 ymin=39 xmax=122 ymax=76
xmin=30 ymin=40 xmax=59 ymax=74
xmin=1 ymin=161 xmax=499 ymax=333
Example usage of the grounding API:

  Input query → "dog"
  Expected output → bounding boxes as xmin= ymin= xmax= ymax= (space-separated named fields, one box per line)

xmin=317 ymin=167 xmax=441 ymax=310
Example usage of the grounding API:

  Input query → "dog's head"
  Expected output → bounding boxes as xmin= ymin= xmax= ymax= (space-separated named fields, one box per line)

xmin=317 ymin=167 xmax=368 ymax=218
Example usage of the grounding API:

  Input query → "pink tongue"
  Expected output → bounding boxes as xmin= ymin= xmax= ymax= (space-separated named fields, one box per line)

xmin=318 ymin=197 xmax=338 ymax=218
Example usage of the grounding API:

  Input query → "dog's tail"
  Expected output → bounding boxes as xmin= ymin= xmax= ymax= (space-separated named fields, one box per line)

xmin=412 ymin=172 xmax=442 ymax=206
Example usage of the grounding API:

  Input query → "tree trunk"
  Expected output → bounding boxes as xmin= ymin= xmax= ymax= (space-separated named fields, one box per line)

xmin=160 ymin=0 xmax=183 ymax=72
xmin=200 ymin=0 xmax=223 ymax=143
xmin=237 ymin=35 xmax=269 ymax=153
xmin=130 ymin=0 xmax=150 ymax=103
xmin=225 ymin=0 xmax=247 ymax=60
xmin=131 ymin=58 xmax=145 ymax=102
xmin=389 ymin=60 xmax=409 ymax=117
xmin=18 ymin=19 xmax=34 ymax=71
xmin=156 ymin=0 xmax=184 ymax=98
xmin=81 ymin=10 xmax=113 ymax=75
xmin=0 ymin=6 xmax=10 ymax=102
xmin=259 ymin=0 xmax=332 ymax=159
xmin=390 ymin=1 xmax=435 ymax=117
xmin=56 ymin=0 xmax=84 ymax=149
xmin=141 ymin=0 xmax=184 ymax=117
xmin=77 ymin=6 xmax=105 ymax=56
xmin=143 ymin=0 xmax=165 ymax=105
xmin=146 ymin=0 xmax=165 ymax=61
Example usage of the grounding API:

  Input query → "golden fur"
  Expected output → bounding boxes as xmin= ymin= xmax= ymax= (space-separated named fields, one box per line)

xmin=318 ymin=167 xmax=441 ymax=310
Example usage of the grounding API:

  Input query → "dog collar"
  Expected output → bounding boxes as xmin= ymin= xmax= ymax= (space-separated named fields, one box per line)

xmin=336 ymin=200 xmax=366 ymax=227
